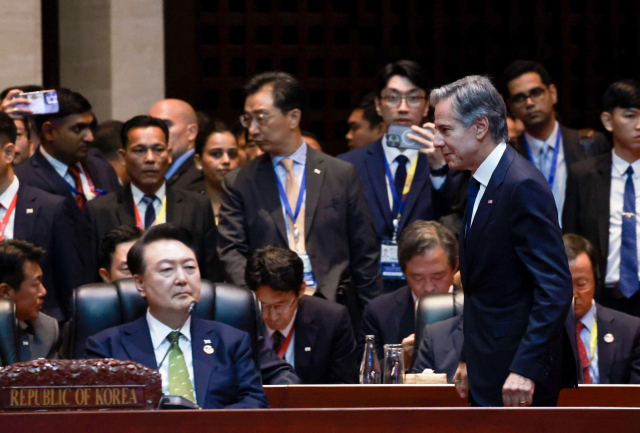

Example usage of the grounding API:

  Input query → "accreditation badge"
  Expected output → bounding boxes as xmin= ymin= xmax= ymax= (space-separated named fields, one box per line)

xmin=298 ymin=252 xmax=317 ymax=287
xmin=380 ymin=239 xmax=404 ymax=279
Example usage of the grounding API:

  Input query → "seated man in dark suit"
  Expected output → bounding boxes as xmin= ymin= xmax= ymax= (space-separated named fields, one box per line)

xmin=86 ymin=223 xmax=269 ymax=409
xmin=412 ymin=314 xmax=463 ymax=383
xmin=564 ymin=234 xmax=640 ymax=384
xmin=98 ymin=225 xmax=143 ymax=283
xmin=360 ymin=220 xmax=458 ymax=366
xmin=86 ymin=115 xmax=221 ymax=282
xmin=0 ymin=240 xmax=60 ymax=362
xmin=246 ymin=246 xmax=359 ymax=384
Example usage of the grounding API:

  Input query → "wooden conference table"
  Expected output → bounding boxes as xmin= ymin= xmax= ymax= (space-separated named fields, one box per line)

xmin=3 ymin=385 xmax=640 ymax=433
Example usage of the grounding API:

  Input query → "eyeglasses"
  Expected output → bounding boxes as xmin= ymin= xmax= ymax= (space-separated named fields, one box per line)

xmin=261 ymin=297 xmax=297 ymax=315
xmin=208 ymin=148 xmax=239 ymax=160
xmin=239 ymin=112 xmax=278 ymax=128
xmin=509 ymin=87 xmax=547 ymax=106
xmin=381 ymin=94 xmax=427 ymax=108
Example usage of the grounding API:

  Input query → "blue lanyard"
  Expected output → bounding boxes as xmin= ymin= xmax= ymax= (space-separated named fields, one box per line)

xmin=383 ymin=156 xmax=408 ymax=219
xmin=66 ymin=182 xmax=104 ymax=198
xmin=523 ymin=129 xmax=562 ymax=189
xmin=276 ymin=164 xmax=306 ymax=225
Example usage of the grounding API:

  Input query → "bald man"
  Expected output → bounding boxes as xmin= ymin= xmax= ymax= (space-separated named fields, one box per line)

xmin=149 ymin=99 xmax=204 ymax=192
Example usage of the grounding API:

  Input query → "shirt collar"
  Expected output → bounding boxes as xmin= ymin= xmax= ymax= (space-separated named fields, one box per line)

xmin=39 ymin=146 xmax=70 ymax=178
xmin=147 ymin=308 xmax=192 ymax=351
xmin=271 ymin=141 xmax=308 ymax=168
xmin=265 ymin=309 xmax=298 ymax=339
xmin=131 ymin=182 xmax=167 ymax=204
xmin=612 ymin=148 xmax=640 ymax=178
xmin=578 ymin=300 xmax=597 ymax=332
xmin=0 ymin=176 xmax=19 ymax=209
xmin=382 ymin=134 xmax=418 ymax=165
xmin=523 ymin=121 xmax=560 ymax=153
xmin=473 ymin=142 xmax=507 ymax=187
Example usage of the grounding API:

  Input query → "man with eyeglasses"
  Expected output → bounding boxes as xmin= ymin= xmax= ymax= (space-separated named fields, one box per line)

xmin=218 ymin=71 xmax=383 ymax=330
xmin=246 ymin=246 xmax=359 ymax=384
xmin=340 ymin=60 xmax=465 ymax=293
xmin=503 ymin=60 xmax=609 ymax=220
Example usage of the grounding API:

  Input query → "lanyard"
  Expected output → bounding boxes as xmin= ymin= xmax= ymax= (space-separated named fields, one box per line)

xmin=523 ymin=129 xmax=562 ymax=189
xmin=66 ymin=165 xmax=105 ymax=199
xmin=134 ymin=195 xmax=168 ymax=230
xmin=383 ymin=154 xmax=419 ymax=235
xmin=276 ymin=165 xmax=307 ymax=241
xmin=588 ymin=321 xmax=598 ymax=364
xmin=277 ymin=326 xmax=295 ymax=360
xmin=0 ymin=193 xmax=18 ymax=240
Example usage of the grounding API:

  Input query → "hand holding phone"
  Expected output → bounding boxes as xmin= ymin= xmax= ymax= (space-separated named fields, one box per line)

xmin=1 ymin=89 xmax=33 ymax=117
xmin=13 ymin=90 xmax=59 ymax=115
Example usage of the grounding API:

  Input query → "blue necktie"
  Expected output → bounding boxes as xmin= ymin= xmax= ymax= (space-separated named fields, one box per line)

xmin=394 ymin=155 xmax=409 ymax=212
xmin=465 ymin=178 xmax=480 ymax=237
xmin=142 ymin=195 xmax=157 ymax=229
xmin=620 ymin=166 xmax=639 ymax=298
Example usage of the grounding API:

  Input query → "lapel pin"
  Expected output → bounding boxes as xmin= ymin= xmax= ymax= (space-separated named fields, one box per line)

xmin=604 ymin=333 xmax=614 ymax=343
xmin=26 ymin=208 xmax=33 ymax=214
xmin=203 ymin=345 xmax=214 ymax=354
xmin=314 ymin=169 xmax=321 ymax=174
xmin=204 ymin=339 xmax=211 ymax=344
xmin=305 ymin=347 xmax=311 ymax=352
xmin=22 ymin=341 xmax=29 ymax=346
xmin=487 ymin=200 xmax=493 ymax=204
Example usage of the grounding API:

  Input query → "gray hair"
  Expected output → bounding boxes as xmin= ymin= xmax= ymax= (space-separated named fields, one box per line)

xmin=397 ymin=220 xmax=458 ymax=273
xmin=430 ymin=75 xmax=509 ymax=144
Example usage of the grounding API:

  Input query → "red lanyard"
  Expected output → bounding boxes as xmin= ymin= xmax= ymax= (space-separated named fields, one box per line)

xmin=83 ymin=164 xmax=97 ymax=195
xmin=0 ymin=193 xmax=18 ymax=241
xmin=134 ymin=201 xmax=145 ymax=230
xmin=277 ymin=326 xmax=295 ymax=359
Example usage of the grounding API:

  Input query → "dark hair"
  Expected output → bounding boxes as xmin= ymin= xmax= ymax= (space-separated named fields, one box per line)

xmin=398 ymin=220 xmax=458 ymax=273
xmin=91 ymin=120 xmax=124 ymax=161
xmin=375 ymin=60 xmax=430 ymax=96
xmin=602 ymin=79 xmax=640 ymax=113
xmin=127 ymin=223 xmax=196 ymax=276
xmin=99 ymin=225 xmax=144 ymax=271
xmin=0 ymin=240 xmax=45 ymax=290
xmin=563 ymin=233 xmax=600 ymax=282
xmin=0 ymin=111 xmax=17 ymax=145
xmin=121 ymin=115 xmax=170 ymax=149
xmin=33 ymin=88 xmax=93 ymax=134
xmin=245 ymin=246 xmax=304 ymax=296
xmin=195 ymin=118 xmax=233 ymax=156
xmin=502 ymin=60 xmax=553 ymax=97
xmin=244 ymin=71 xmax=305 ymax=114
xmin=357 ymin=91 xmax=383 ymax=128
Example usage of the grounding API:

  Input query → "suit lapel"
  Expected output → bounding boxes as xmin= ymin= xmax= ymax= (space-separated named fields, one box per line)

xmin=366 ymin=141 xmax=394 ymax=233
xmin=13 ymin=185 xmax=37 ymax=240
xmin=293 ymin=298 xmax=318 ymax=375
xmin=560 ymin=125 xmax=579 ymax=167
xmin=32 ymin=151 xmax=74 ymax=198
xmin=595 ymin=155 xmax=612 ymax=269
xmin=82 ymin=156 xmax=105 ymax=191
xmin=116 ymin=185 xmax=137 ymax=226
xmin=398 ymin=155 xmax=429 ymax=233
xmin=122 ymin=318 xmax=157 ymax=369
xmin=191 ymin=318 xmax=216 ymax=408
xmin=513 ymin=136 xmax=529 ymax=160
xmin=256 ymin=155 xmax=288 ymax=244
xmin=596 ymin=307 xmax=615 ymax=384
xmin=166 ymin=187 xmax=184 ymax=225
xmin=304 ymin=148 xmax=325 ymax=240
xmin=396 ymin=287 xmax=415 ymax=338
xmin=452 ymin=316 xmax=464 ymax=358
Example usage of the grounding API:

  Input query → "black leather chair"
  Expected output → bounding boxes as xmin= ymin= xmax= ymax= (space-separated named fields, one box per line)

xmin=67 ymin=279 xmax=262 ymax=369
xmin=0 ymin=298 xmax=19 ymax=366
xmin=413 ymin=291 xmax=464 ymax=358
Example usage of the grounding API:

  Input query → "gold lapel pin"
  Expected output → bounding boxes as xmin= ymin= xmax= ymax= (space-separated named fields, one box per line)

xmin=314 ymin=169 xmax=321 ymax=174
xmin=305 ymin=347 xmax=311 ymax=352
xmin=203 ymin=345 xmax=214 ymax=354
xmin=26 ymin=209 xmax=34 ymax=214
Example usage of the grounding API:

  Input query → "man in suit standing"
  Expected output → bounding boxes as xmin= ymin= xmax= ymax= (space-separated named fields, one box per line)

xmin=86 ymin=115 xmax=221 ymax=282
xmin=360 ymin=220 xmax=458 ymax=365
xmin=86 ymin=224 xmax=269 ymax=409
xmin=149 ymin=99 xmax=204 ymax=192
xmin=344 ymin=92 xmax=386 ymax=151
xmin=564 ymin=233 xmax=640 ymax=384
xmin=98 ymin=225 xmax=143 ymax=283
xmin=0 ymin=111 xmax=82 ymax=321
xmin=246 ymin=246 xmax=358 ymax=384
xmin=218 ymin=71 xmax=382 ymax=325
xmin=0 ymin=240 xmax=60 ymax=361
xmin=503 ymin=60 xmax=609 ymax=221
xmin=564 ymin=80 xmax=640 ymax=317
xmin=431 ymin=75 xmax=575 ymax=406
xmin=340 ymin=61 xmax=464 ymax=292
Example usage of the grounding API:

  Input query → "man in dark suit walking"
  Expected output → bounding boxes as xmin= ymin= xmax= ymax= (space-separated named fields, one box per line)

xmin=86 ymin=115 xmax=221 ymax=282
xmin=86 ymin=224 xmax=269 ymax=409
xmin=218 ymin=71 xmax=382 ymax=324
xmin=431 ymin=75 xmax=576 ymax=406
xmin=246 ymin=246 xmax=358 ymax=384
xmin=564 ymin=80 xmax=640 ymax=317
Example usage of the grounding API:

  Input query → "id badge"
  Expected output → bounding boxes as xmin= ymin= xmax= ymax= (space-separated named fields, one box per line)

xmin=380 ymin=239 xmax=404 ymax=279
xmin=298 ymin=253 xmax=317 ymax=287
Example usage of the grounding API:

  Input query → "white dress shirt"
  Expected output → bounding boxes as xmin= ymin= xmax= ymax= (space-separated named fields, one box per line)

xmin=39 ymin=146 xmax=96 ymax=201
xmin=0 ymin=176 xmax=19 ymax=239
xmin=131 ymin=183 xmax=167 ymax=227
xmin=469 ymin=143 xmax=507 ymax=226
xmin=146 ymin=309 xmax=195 ymax=397
xmin=523 ymin=121 xmax=566 ymax=222
xmin=578 ymin=300 xmax=599 ymax=383
xmin=605 ymin=150 xmax=640 ymax=283
xmin=265 ymin=309 xmax=297 ymax=367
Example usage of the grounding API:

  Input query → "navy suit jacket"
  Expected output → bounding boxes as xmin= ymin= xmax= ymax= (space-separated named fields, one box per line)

xmin=412 ymin=315 xmax=463 ymax=383
xmin=14 ymin=182 xmax=85 ymax=320
xmin=338 ymin=139 xmax=465 ymax=241
xmin=85 ymin=316 xmax=269 ymax=409
xmin=167 ymin=156 xmax=205 ymax=193
xmin=460 ymin=144 xmax=576 ymax=406
xmin=596 ymin=304 xmax=640 ymax=384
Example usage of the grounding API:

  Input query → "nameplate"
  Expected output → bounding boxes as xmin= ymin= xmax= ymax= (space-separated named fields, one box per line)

xmin=2 ymin=385 xmax=145 ymax=410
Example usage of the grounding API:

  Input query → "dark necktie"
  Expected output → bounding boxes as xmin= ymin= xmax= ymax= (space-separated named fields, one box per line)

xmin=620 ymin=166 xmax=639 ymax=298
xmin=465 ymin=178 xmax=480 ymax=237
xmin=142 ymin=195 xmax=157 ymax=229
xmin=67 ymin=166 xmax=86 ymax=211
xmin=394 ymin=155 xmax=409 ymax=211
xmin=576 ymin=322 xmax=591 ymax=384
xmin=272 ymin=330 xmax=285 ymax=355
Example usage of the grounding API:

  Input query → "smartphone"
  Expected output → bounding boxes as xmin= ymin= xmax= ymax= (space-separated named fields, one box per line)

xmin=387 ymin=125 xmax=432 ymax=150
xmin=13 ymin=90 xmax=59 ymax=115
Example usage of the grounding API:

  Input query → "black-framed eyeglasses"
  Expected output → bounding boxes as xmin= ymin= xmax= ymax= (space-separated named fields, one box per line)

xmin=239 ymin=112 xmax=278 ymax=128
xmin=261 ymin=297 xmax=297 ymax=314
xmin=381 ymin=94 xmax=427 ymax=108
xmin=509 ymin=87 xmax=547 ymax=106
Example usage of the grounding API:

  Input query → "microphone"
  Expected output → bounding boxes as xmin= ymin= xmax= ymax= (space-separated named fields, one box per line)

xmin=157 ymin=300 xmax=197 ymax=370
